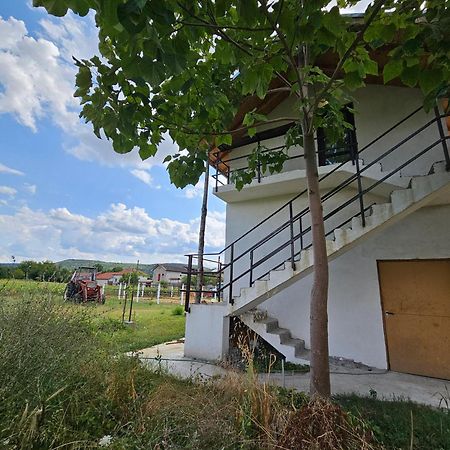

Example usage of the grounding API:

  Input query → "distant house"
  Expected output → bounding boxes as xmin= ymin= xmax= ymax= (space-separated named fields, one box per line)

xmin=97 ymin=269 xmax=152 ymax=286
xmin=152 ymin=263 xmax=189 ymax=285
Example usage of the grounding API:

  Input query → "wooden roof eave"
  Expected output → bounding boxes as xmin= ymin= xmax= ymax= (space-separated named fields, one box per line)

xmin=209 ymin=45 xmax=416 ymax=175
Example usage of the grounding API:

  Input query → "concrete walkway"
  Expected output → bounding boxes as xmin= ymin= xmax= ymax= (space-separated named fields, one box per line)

xmin=135 ymin=341 xmax=450 ymax=408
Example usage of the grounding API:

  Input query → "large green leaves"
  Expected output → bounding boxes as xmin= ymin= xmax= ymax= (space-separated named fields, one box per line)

xmin=33 ymin=0 xmax=450 ymax=189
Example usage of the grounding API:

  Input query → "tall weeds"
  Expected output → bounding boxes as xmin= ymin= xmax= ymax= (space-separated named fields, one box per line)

xmin=0 ymin=294 xmax=379 ymax=449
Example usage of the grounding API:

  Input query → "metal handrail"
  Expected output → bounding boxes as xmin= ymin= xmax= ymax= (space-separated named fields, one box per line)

xmin=184 ymin=106 xmax=449 ymax=310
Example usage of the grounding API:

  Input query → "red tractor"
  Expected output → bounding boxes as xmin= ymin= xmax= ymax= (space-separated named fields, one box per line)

xmin=64 ymin=267 xmax=105 ymax=304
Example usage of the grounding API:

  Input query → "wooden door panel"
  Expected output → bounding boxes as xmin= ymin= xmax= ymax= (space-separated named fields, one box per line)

xmin=384 ymin=313 xmax=450 ymax=379
xmin=379 ymin=259 xmax=450 ymax=380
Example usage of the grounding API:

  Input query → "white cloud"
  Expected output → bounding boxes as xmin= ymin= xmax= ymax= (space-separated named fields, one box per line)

xmin=0 ymin=15 xmax=179 ymax=174
xmin=0 ymin=162 xmax=24 ymax=176
xmin=24 ymin=183 xmax=37 ymax=195
xmin=0 ymin=186 xmax=17 ymax=197
xmin=183 ymin=175 xmax=216 ymax=199
xmin=0 ymin=203 xmax=225 ymax=263
xmin=130 ymin=169 xmax=161 ymax=189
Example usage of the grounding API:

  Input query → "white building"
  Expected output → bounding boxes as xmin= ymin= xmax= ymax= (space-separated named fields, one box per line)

xmin=184 ymin=79 xmax=450 ymax=379
xmin=152 ymin=263 xmax=189 ymax=285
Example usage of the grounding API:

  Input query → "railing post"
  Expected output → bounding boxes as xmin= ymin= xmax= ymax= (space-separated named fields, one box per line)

xmin=229 ymin=243 xmax=234 ymax=305
xmin=434 ymin=106 xmax=450 ymax=170
xmin=257 ymin=139 xmax=262 ymax=183
xmin=249 ymin=250 xmax=254 ymax=286
xmin=217 ymin=256 xmax=222 ymax=301
xmin=299 ymin=215 xmax=304 ymax=250
xmin=257 ymin=156 xmax=262 ymax=183
xmin=185 ymin=255 xmax=193 ymax=312
xmin=215 ymin=160 xmax=219 ymax=192
xmin=355 ymin=156 xmax=366 ymax=227
xmin=289 ymin=202 xmax=296 ymax=270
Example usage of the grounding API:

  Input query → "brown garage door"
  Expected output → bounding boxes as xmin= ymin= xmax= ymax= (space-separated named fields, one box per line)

xmin=378 ymin=259 xmax=450 ymax=380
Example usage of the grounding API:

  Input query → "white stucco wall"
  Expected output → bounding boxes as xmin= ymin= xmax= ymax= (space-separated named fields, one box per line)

xmin=184 ymin=303 xmax=230 ymax=361
xmin=260 ymin=205 xmax=450 ymax=369
xmin=352 ymin=85 xmax=442 ymax=176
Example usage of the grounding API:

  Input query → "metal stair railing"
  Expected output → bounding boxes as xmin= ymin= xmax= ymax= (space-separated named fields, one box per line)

xmin=184 ymin=107 xmax=449 ymax=312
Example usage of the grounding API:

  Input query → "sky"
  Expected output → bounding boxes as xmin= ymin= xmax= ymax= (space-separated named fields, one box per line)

xmin=0 ymin=1 xmax=372 ymax=265
xmin=0 ymin=0 xmax=226 ymax=264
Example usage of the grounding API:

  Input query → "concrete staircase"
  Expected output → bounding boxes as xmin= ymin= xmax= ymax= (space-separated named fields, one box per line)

xmin=240 ymin=310 xmax=310 ymax=365
xmin=229 ymin=161 xmax=450 ymax=316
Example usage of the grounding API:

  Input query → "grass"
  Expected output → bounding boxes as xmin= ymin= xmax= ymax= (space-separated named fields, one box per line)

xmin=1 ymin=280 xmax=449 ymax=449
xmin=0 ymin=296 xmax=376 ymax=449
xmin=0 ymin=279 xmax=185 ymax=353
xmin=337 ymin=394 xmax=450 ymax=449
xmin=94 ymin=297 xmax=185 ymax=352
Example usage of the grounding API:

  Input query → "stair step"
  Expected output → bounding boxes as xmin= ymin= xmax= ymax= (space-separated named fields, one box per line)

xmin=267 ymin=265 xmax=293 ymax=290
xmin=333 ymin=227 xmax=348 ymax=248
xmin=411 ymin=177 xmax=432 ymax=200
xmin=391 ymin=188 xmax=414 ymax=213
xmin=371 ymin=203 xmax=393 ymax=218
xmin=433 ymin=161 xmax=447 ymax=173
xmin=271 ymin=327 xmax=290 ymax=339
xmin=283 ymin=337 xmax=305 ymax=349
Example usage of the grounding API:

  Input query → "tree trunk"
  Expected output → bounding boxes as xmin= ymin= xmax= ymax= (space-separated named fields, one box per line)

xmin=195 ymin=163 xmax=209 ymax=303
xmin=303 ymin=128 xmax=331 ymax=398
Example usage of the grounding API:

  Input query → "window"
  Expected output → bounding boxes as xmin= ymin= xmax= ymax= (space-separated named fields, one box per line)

xmin=317 ymin=105 xmax=357 ymax=166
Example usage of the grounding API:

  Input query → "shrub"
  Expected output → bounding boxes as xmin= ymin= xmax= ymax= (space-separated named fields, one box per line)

xmin=171 ymin=305 xmax=184 ymax=316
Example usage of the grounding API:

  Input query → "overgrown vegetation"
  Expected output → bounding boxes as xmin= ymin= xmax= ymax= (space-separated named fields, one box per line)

xmin=1 ymin=288 xmax=449 ymax=449
xmin=337 ymin=394 xmax=450 ymax=450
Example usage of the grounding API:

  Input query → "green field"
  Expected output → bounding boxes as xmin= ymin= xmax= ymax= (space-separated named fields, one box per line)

xmin=0 ymin=279 xmax=185 ymax=353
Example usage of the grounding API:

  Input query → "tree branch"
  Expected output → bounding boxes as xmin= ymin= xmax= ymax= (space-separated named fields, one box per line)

xmin=148 ymin=115 xmax=300 ymax=138
xmin=311 ymin=0 xmax=386 ymax=118
xmin=177 ymin=0 xmax=295 ymax=92
xmin=177 ymin=20 xmax=273 ymax=32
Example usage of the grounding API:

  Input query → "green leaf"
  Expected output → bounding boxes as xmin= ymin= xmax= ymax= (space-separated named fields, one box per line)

xmin=343 ymin=71 xmax=364 ymax=90
xmin=383 ymin=59 xmax=403 ymax=83
xmin=32 ymin=0 xmax=68 ymax=17
xmin=67 ymin=0 xmax=90 ymax=16
xmin=113 ymin=134 xmax=134 ymax=154
xmin=364 ymin=59 xmax=378 ymax=76
xmin=75 ymin=65 xmax=92 ymax=97
xmin=216 ymin=134 xmax=232 ymax=147
xmin=139 ymin=143 xmax=157 ymax=160
xmin=401 ymin=65 xmax=420 ymax=87
xmin=117 ymin=0 xmax=147 ymax=34
xmin=419 ymin=68 xmax=443 ymax=95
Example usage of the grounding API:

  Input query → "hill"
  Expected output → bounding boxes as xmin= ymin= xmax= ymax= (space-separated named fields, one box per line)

xmin=56 ymin=259 xmax=158 ymax=275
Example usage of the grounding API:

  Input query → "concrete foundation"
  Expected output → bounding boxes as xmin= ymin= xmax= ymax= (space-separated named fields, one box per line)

xmin=184 ymin=303 xmax=230 ymax=361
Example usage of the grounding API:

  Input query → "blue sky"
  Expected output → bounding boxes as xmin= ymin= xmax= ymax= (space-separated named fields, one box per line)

xmin=0 ymin=1 xmax=225 ymax=264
